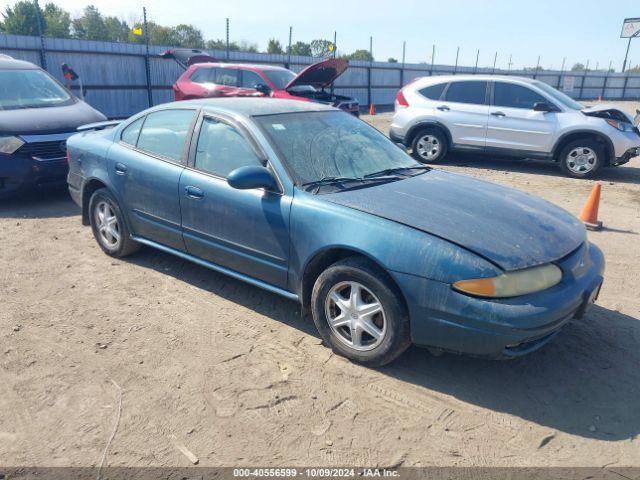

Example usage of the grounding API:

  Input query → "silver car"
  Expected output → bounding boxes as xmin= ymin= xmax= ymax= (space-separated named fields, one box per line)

xmin=390 ymin=75 xmax=640 ymax=178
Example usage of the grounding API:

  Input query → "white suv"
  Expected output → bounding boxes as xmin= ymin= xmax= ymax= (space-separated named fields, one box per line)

xmin=390 ymin=75 xmax=640 ymax=178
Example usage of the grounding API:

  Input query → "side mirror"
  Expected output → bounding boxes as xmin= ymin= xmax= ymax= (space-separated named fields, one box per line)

xmin=533 ymin=101 xmax=556 ymax=112
xmin=254 ymin=83 xmax=271 ymax=95
xmin=227 ymin=166 xmax=279 ymax=192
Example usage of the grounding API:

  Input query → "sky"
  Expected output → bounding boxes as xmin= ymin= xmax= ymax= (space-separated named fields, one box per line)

xmin=2 ymin=0 xmax=639 ymax=70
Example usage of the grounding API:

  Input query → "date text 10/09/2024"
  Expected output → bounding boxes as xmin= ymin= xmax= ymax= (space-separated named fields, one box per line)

xmin=232 ymin=468 xmax=400 ymax=477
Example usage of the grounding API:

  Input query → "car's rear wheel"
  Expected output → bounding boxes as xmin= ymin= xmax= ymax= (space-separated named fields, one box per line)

xmin=89 ymin=188 xmax=139 ymax=258
xmin=411 ymin=128 xmax=448 ymax=163
xmin=559 ymin=139 xmax=604 ymax=178
xmin=311 ymin=257 xmax=411 ymax=367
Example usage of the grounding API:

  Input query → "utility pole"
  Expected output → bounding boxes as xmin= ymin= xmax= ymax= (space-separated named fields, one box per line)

xmin=474 ymin=49 xmax=479 ymax=74
xmin=508 ymin=54 xmax=513 ymax=72
xmin=225 ymin=18 xmax=230 ymax=60
xmin=431 ymin=44 xmax=435 ymax=74
xmin=492 ymin=51 xmax=497 ymax=74
xmin=287 ymin=26 xmax=292 ymax=68
xmin=34 ymin=0 xmax=47 ymax=70
xmin=453 ymin=46 xmax=459 ymax=74
xmin=333 ymin=31 xmax=337 ymax=58
xmin=143 ymin=7 xmax=152 ymax=107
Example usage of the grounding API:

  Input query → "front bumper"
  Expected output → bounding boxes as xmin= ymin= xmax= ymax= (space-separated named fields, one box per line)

xmin=0 ymin=133 xmax=72 ymax=198
xmin=391 ymin=241 xmax=605 ymax=358
xmin=610 ymin=129 xmax=640 ymax=165
xmin=613 ymin=146 xmax=640 ymax=166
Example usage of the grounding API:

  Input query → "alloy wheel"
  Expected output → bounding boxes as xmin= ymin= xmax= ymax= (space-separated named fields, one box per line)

xmin=94 ymin=200 xmax=121 ymax=249
xmin=416 ymin=134 xmax=441 ymax=161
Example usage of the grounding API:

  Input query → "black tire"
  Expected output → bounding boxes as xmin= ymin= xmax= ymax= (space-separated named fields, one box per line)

xmin=410 ymin=128 xmax=448 ymax=163
xmin=89 ymin=188 xmax=140 ymax=258
xmin=311 ymin=256 xmax=411 ymax=367
xmin=558 ymin=138 xmax=605 ymax=179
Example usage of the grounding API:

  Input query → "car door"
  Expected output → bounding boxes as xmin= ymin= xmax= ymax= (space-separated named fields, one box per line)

xmin=486 ymin=81 xmax=558 ymax=153
xmin=109 ymin=108 xmax=197 ymax=251
xmin=437 ymin=80 xmax=489 ymax=148
xmin=238 ymin=69 xmax=267 ymax=96
xmin=179 ymin=113 xmax=291 ymax=289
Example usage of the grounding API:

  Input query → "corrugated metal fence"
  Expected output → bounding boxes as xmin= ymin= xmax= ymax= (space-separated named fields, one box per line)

xmin=2 ymin=33 xmax=640 ymax=119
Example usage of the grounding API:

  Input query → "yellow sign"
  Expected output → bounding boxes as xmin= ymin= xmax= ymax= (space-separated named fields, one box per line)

xmin=328 ymin=43 xmax=335 ymax=52
xmin=132 ymin=27 xmax=143 ymax=36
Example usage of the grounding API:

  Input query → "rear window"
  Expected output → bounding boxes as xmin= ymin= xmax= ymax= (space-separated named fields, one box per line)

xmin=444 ymin=81 xmax=488 ymax=105
xmin=418 ymin=82 xmax=446 ymax=100
xmin=215 ymin=68 xmax=239 ymax=86
xmin=189 ymin=68 xmax=215 ymax=84
xmin=135 ymin=109 xmax=196 ymax=162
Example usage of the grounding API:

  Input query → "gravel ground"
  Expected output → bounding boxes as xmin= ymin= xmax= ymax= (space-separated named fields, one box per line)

xmin=1 ymin=102 xmax=639 ymax=469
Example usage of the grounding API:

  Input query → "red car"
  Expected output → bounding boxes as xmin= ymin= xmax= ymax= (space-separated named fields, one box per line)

xmin=163 ymin=49 xmax=359 ymax=115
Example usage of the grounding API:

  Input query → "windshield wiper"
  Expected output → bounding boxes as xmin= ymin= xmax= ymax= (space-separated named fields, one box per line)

xmin=364 ymin=165 xmax=431 ymax=179
xmin=301 ymin=175 xmax=402 ymax=194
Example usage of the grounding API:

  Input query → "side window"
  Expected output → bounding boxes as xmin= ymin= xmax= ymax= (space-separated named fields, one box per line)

xmin=241 ymin=70 xmax=265 ymax=89
xmin=195 ymin=117 xmax=262 ymax=178
xmin=136 ymin=109 xmax=196 ymax=162
xmin=121 ymin=116 xmax=145 ymax=146
xmin=190 ymin=68 xmax=215 ymax=84
xmin=418 ymin=82 xmax=447 ymax=100
xmin=444 ymin=81 xmax=488 ymax=105
xmin=215 ymin=68 xmax=239 ymax=86
xmin=494 ymin=82 xmax=548 ymax=109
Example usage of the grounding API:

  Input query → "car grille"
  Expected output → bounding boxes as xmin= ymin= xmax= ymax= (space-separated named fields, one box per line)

xmin=17 ymin=140 xmax=67 ymax=161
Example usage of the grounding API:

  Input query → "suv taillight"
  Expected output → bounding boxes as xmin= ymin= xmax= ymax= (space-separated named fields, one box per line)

xmin=396 ymin=89 xmax=409 ymax=108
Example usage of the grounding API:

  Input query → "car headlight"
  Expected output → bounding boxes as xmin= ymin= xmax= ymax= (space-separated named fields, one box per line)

xmin=452 ymin=263 xmax=562 ymax=298
xmin=605 ymin=119 xmax=634 ymax=132
xmin=0 ymin=136 xmax=25 ymax=154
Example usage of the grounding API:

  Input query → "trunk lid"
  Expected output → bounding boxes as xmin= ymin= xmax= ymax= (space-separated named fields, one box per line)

xmin=326 ymin=170 xmax=586 ymax=271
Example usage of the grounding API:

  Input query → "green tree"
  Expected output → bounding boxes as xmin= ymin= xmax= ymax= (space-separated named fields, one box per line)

xmin=387 ymin=57 xmax=398 ymax=63
xmin=348 ymin=49 xmax=373 ymax=61
xmin=1 ymin=1 xmax=41 ymax=36
xmin=72 ymin=5 xmax=109 ymax=40
xmin=104 ymin=16 xmax=129 ymax=42
xmin=310 ymin=39 xmax=332 ymax=57
xmin=267 ymin=38 xmax=283 ymax=54
xmin=571 ymin=62 xmax=586 ymax=71
xmin=42 ymin=3 xmax=70 ymax=38
xmin=170 ymin=24 xmax=204 ymax=48
xmin=288 ymin=41 xmax=312 ymax=56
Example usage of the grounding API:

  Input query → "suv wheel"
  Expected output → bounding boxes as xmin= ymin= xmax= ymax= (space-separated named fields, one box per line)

xmin=89 ymin=188 xmax=140 ymax=258
xmin=311 ymin=257 xmax=411 ymax=367
xmin=411 ymin=128 xmax=448 ymax=163
xmin=559 ymin=139 xmax=604 ymax=178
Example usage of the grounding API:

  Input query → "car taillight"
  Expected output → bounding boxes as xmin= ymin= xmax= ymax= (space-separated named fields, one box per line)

xmin=66 ymin=151 xmax=70 ymax=164
xmin=396 ymin=89 xmax=409 ymax=108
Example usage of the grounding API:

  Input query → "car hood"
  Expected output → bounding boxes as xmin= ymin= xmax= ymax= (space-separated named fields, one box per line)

xmin=326 ymin=170 xmax=585 ymax=271
xmin=0 ymin=100 xmax=106 ymax=135
xmin=286 ymin=58 xmax=348 ymax=90
xmin=582 ymin=104 xmax=635 ymax=123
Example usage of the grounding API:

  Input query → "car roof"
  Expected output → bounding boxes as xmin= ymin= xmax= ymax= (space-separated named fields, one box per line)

xmin=0 ymin=56 xmax=40 ymax=70
xmin=414 ymin=74 xmax=538 ymax=84
xmin=163 ymin=97 xmax=338 ymax=117
xmin=191 ymin=62 xmax=290 ymax=72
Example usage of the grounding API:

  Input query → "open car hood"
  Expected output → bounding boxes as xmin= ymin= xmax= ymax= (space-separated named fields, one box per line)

xmin=582 ymin=104 xmax=635 ymax=123
xmin=160 ymin=48 xmax=217 ymax=69
xmin=286 ymin=58 xmax=348 ymax=90
xmin=326 ymin=170 xmax=586 ymax=272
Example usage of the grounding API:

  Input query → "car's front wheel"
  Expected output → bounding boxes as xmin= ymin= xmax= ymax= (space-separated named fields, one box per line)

xmin=559 ymin=139 xmax=604 ymax=178
xmin=411 ymin=128 xmax=448 ymax=163
xmin=89 ymin=188 xmax=140 ymax=258
xmin=311 ymin=257 xmax=411 ymax=367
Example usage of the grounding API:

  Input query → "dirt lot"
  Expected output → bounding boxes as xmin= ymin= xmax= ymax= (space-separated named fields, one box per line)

xmin=1 ymin=101 xmax=640 ymax=469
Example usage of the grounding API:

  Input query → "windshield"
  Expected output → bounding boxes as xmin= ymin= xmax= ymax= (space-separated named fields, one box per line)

xmin=263 ymin=69 xmax=297 ymax=89
xmin=256 ymin=111 xmax=421 ymax=189
xmin=0 ymin=69 xmax=73 ymax=111
xmin=533 ymin=81 xmax=583 ymax=110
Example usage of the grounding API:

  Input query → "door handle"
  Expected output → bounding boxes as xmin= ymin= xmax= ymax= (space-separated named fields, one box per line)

xmin=184 ymin=185 xmax=204 ymax=199
xmin=437 ymin=105 xmax=450 ymax=111
xmin=491 ymin=111 xmax=506 ymax=117
xmin=114 ymin=162 xmax=127 ymax=175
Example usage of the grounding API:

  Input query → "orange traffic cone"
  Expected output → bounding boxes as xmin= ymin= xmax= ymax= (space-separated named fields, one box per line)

xmin=578 ymin=183 xmax=603 ymax=230
xmin=369 ymin=103 xmax=375 ymax=115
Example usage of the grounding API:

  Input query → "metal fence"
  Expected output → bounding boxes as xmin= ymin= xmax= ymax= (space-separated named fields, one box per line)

xmin=2 ymin=32 xmax=640 ymax=119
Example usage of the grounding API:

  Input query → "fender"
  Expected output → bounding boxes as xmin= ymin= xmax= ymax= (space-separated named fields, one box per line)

xmin=551 ymin=129 xmax=615 ymax=164
xmin=405 ymin=120 xmax=453 ymax=147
